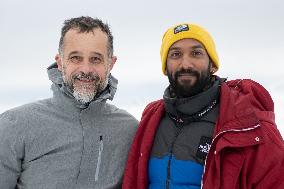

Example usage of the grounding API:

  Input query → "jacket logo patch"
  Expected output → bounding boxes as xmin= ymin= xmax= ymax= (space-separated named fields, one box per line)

xmin=174 ymin=24 xmax=189 ymax=34
xmin=196 ymin=136 xmax=212 ymax=161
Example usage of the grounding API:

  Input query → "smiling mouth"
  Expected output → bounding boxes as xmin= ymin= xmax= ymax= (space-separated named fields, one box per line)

xmin=76 ymin=78 xmax=95 ymax=83
xmin=178 ymin=74 xmax=196 ymax=78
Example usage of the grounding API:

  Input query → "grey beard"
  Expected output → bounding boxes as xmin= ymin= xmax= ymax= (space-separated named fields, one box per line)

xmin=61 ymin=64 xmax=110 ymax=104
xmin=72 ymin=86 xmax=96 ymax=104
xmin=69 ymin=74 xmax=109 ymax=104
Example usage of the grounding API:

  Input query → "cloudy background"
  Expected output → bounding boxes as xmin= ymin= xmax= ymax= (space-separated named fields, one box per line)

xmin=0 ymin=0 xmax=283 ymax=136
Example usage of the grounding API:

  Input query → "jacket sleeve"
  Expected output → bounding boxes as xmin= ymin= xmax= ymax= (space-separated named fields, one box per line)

xmin=254 ymin=123 xmax=284 ymax=189
xmin=0 ymin=112 xmax=23 ymax=188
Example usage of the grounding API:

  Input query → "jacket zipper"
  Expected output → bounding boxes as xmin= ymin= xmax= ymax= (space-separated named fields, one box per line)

xmin=201 ymin=123 xmax=260 ymax=188
xmin=166 ymin=143 xmax=174 ymax=189
xmin=166 ymin=123 xmax=183 ymax=189
xmin=95 ymin=135 xmax=104 ymax=182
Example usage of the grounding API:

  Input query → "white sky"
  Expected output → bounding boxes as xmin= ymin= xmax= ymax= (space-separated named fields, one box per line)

xmin=0 ymin=0 xmax=283 ymax=136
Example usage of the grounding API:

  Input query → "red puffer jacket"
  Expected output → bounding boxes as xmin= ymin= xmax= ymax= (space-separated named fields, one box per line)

xmin=122 ymin=79 xmax=284 ymax=189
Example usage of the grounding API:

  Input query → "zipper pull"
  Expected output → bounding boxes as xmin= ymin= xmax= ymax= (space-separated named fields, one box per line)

xmin=95 ymin=135 xmax=104 ymax=182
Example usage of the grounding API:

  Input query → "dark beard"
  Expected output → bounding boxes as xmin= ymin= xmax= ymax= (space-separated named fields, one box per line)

xmin=167 ymin=65 xmax=211 ymax=98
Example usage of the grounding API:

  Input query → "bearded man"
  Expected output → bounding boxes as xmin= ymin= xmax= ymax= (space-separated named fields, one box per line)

xmin=0 ymin=16 xmax=138 ymax=189
xmin=122 ymin=23 xmax=284 ymax=189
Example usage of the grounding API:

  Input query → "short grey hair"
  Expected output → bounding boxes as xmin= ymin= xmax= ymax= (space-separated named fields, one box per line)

xmin=58 ymin=16 xmax=114 ymax=57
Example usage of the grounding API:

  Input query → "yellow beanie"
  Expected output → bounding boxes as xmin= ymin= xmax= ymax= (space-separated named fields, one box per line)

xmin=160 ymin=23 xmax=219 ymax=75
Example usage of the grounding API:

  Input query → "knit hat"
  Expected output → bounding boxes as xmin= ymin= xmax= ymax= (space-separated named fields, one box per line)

xmin=160 ymin=23 xmax=219 ymax=75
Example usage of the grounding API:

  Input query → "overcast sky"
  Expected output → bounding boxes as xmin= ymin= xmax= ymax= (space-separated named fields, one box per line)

xmin=0 ymin=0 xmax=283 ymax=136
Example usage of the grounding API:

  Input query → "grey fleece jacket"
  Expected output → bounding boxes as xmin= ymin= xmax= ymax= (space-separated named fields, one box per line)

xmin=0 ymin=63 xmax=138 ymax=189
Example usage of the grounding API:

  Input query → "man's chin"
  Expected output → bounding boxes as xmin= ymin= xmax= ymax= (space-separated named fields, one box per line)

xmin=178 ymin=75 xmax=196 ymax=83
xmin=74 ymin=80 xmax=95 ymax=86
xmin=178 ymin=79 xmax=195 ymax=89
xmin=74 ymin=83 xmax=96 ymax=91
xmin=73 ymin=90 xmax=96 ymax=104
xmin=75 ymin=88 xmax=96 ymax=95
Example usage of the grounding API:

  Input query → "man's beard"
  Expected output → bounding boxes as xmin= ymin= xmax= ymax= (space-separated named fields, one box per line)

xmin=62 ymin=68 xmax=109 ymax=104
xmin=167 ymin=65 xmax=211 ymax=98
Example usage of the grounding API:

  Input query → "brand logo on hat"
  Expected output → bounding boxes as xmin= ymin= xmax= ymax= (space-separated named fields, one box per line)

xmin=174 ymin=24 xmax=189 ymax=34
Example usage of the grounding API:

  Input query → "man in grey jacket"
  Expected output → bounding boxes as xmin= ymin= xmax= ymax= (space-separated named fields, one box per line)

xmin=0 ymin=16 xmax=138 ymax=189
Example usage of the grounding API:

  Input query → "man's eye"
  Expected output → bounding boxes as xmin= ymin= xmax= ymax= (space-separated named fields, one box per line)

xmin=90 ymin=57 xmax=102 ymax=64
xmin=69 ymin=56 xmax=82 ymax=63
xmin=192 ymin=51 xmax=203 ymax=57
xmin=169 ymin=51 xmax=181 ymax=58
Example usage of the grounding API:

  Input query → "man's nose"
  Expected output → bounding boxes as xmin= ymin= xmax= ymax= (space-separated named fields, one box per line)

xmin=80 ymin=60 xmax=94 ymax=74
xmin=180 ymin=55 xmax=194 ymax=69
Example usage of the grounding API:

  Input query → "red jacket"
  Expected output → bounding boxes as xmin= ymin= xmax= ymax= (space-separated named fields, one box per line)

xmin=122 ymin=79 xmax=284 ymax=189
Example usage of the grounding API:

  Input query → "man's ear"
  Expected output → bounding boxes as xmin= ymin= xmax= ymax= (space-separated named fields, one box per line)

xmin=165 ymin=68 xmax=168 ymax=76
xmin=164 ymin=61 xmax=168 ymax=76
xmin=210 ymin=66 xmax=217 ymax=74
xmin=209 ymin=60 xmax=217 ymax=74
xmin=55 ymin=54 xmax=62 ymax=71
xmin=109 ymin=56 xmax=117 ymax=71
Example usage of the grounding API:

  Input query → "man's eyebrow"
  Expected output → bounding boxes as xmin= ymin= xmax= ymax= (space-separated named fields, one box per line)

xmin=67 ymin=51 xmax=81 ymax=56
xmin=90 ymin=52 xmax=104 ymax=59
xmin=168 ymin=47 xmax=181 ymax=51
xmin=191 ymin=45 xmax=205 ymax=49
xmin=169 ymin=45 xmax=205 ymax=51
xmin=66 ymin=51 xmax=104 ymax=59
xmin=92 ymin=52 xmax=104 ymax=57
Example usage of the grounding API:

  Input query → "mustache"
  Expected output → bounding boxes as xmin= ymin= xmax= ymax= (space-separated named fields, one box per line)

xmin=175 ymin=68 xmax=199 ymax=78
xmin=72 ymin=72 xmax=100 ymax=81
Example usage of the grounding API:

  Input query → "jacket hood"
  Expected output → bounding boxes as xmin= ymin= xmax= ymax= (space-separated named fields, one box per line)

xmin=47 ymin=63 xmax=118 ymax=108
xmin=216 ymin=79 xmax=275 ymax=133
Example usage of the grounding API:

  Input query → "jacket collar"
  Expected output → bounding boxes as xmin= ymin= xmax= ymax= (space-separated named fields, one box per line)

xmin=163 ymin=77 xmax=221 ymax=118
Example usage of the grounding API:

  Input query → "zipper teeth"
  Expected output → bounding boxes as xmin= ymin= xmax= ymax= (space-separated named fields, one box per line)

xmin=166 ymin=153 xmax=173 ymax=189
xmin=95 ymin=136 xmax=104 ymax=182
xmin=201 ymin=123 xmax=260 ymax=188
xmin=76 ymin=117 xmax=85 ymax=184
xmin=213 ymin=123 xmax=260 ymax=140
xmin=166 ymin=124 xmax=183 ymax=189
